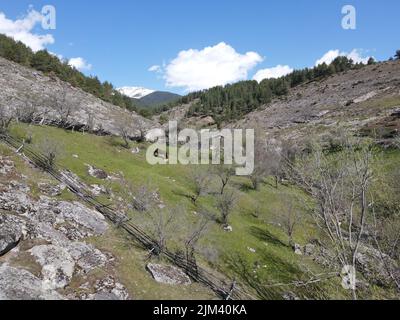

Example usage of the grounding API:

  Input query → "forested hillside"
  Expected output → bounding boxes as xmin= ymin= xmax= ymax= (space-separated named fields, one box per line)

xmin=173 ymin=56 xmax=378 ymax=125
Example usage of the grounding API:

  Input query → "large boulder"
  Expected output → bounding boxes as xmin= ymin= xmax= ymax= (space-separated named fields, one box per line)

xmin=29 ymin=245 xmax=75 ymax=290
xmin=0 ymin=265 xmax=64 ymax=300
xmin=0 ymin=214 xmax=23 ymax=256
xmin=146 ymin=263 xmax=191 ymax=285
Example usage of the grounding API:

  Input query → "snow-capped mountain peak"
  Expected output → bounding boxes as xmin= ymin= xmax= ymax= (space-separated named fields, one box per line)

xmin=117 ymin=86 xmax=155 ymax=99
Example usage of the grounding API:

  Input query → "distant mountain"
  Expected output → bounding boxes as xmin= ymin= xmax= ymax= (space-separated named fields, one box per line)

xmin=117 ymin=86 xmax=155 ymax=99
xmin=117 ymin=86 xmax=181 ymax=108
xmin=138 ymin=91 xmax=181 ymax=107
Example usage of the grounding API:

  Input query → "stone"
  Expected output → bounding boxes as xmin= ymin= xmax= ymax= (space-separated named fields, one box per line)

xmin=29 ymin=244 xmax=75 ymax=290
xmin=283 ymin=292 xmax=300 ymax=300
xmin=304 ymin=243 xmax=316 ymax=256
xmin=0 ymin=183 xmax=35 ymax=214
xmin=38 ymin=182 xmax=65 ymax=197
xmin=66 ymin=242 xmax=108 ymax=273
xmin=90 ymin=184 xmax=108 ymax=196
xmin=91 ymin=276 xmax=129 ymax=300
xmin=147 ymin=263 xmax=191 ymax=285
xmin=0 ymin=157 xmax=14 ymax=175
xmin=293 ymin=243 xmax=303 ymax=255
xmin=0 ymin=214 xmax=23 ymax=256
xmin=0 ymin=265 xmax=64 ymax=300
xmin=86 ymin=165 xmax=108 ymax=179
xmin=223 ymin=225 xmax=233 ymax=232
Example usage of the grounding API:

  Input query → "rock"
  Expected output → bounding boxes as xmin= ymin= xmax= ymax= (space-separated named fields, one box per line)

xmin=283 ymin=292 xmax=300 ymax=300
xmin=146 ymin=263 xmax=191 ymax=285
xmin=0 ymin=157 xmax=14 ymax=175
xmin=38 ymin=182 xmax=65 ymax=197
xmin=90 ymin=184 xmax=108 ymax=196
xmin=0 ymin=182 xmax=34 ymax=214
xmin=0 ymin=214 xmax=23 ymax=256
xmin=293 ymin=243 xmax=303 ymax=255
xmin=86 ymin=165 xmax=108 ymax=179
xmin=29 ymin=245 xmax=75 ymax=290
xmin=304 ymin=243 xmax=316 ymax=256
xmin=36 ymin=197 xmax=108 ymax=237
xmin=224 ymin=225 xmax=233 ymax=232
xmin=355 ymin=244 xmax=398 ymax=287
xmin=66 ymin=242 xmax=108 ymax=273
xmin=0 ymin=265 xmax=64 ymax=300
xmin=90 ymin=276 xmax=129 ymax=300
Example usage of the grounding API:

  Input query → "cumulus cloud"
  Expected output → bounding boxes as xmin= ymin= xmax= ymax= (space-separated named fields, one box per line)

xmin=68 ymin=57 xmax=92 ymax=71
xmin=253 ymin=65 xmax=294 ymax=82
xmin=162 ymin=42 xmax=263 ymax=92
xmin=315 ymin=49 xmax=371 ymax=66
xmin=0 ymin=9 xmax=54 ymax=52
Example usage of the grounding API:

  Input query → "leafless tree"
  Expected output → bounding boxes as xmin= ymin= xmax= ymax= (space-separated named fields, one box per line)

xmin=116 ymin=117 xmax=133 ymax=149
xmin=183 ymin=214 xmax=210 ymax=268
xmin=275 ymin=194 xmax=302 ymax=247
xmin=36 ymin=137 xmax=63 ymax=168
xmin=51 ymin=88 xmax=77 ymax=127
xmin=189 ymin=167 xmax=211 ymax=204
xmin=0 ymin=104 xmax=14 ymax=134
xmin=145 ymin=206 xmax=179 ymax=255
xmin=288 ymin=136 xmax=374 ymax=299
xmin=250 ymin=131 xmax=268 ymax=190
xmin=216 ymin=189 xmax=237 ymax=225
xmin=121 ymin=179 xmax=159 ymax=213
xmin=215 ymin=164 xmax=235 ymax=195
xmin=86 ymin=111 xmax=95 ymax=133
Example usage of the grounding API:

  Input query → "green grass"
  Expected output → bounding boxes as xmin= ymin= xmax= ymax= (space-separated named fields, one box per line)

xmin=6 ymin=123 xmax=398 ymax=300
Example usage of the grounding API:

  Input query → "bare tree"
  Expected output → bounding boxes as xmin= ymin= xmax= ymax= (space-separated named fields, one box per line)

xmin=145 ymin=206 xmax=179 ymax=255
xmin=183 ymin=214 xmax=210 ymax=269
xmin=51 ymin=88 xmax=77 ymax=128
xmin=189 ymin=167 xmax=211 ymax=204
xmin=86 ymin=111 xmax=95 ymax=133
xmin=36 ymin=137 xmax=63 ymax=168
xmin=288 ymin=136 xmax=374 ymax=299
xmin=116 ymin=117 xmax=133 ymax=149
xmin=275 ymin=194 xmax=302 ymax=247
xmin=121 ymin=179 xmax=158 ymax=213
xmin=216 ymin=189 xmax=237 ymax=225
xmin=215 ymin=164 xmax=235 ymax=195
xmin=0 ymin=104 xmax=14 ymax=134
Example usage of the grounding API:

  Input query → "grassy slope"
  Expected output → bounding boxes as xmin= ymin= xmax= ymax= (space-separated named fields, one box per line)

xmin=7 ymin=123 xmax=398 ymax=300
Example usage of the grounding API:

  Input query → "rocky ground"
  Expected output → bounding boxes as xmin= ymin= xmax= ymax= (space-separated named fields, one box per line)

xmin=0 ymin=154 xmax=130 ymax=300
xmin=0 ymin=57 xmax=156 ymax=139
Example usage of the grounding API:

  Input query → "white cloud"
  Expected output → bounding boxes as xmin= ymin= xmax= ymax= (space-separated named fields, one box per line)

xmin=162 ymin=42 xmax=263 ymax=92
xmin=148 ymin=65 xmax=162 ymax=73
xmin=68 ymin=57 xmax=92 ymax=71
xmin=0 ymin=9 xmax=54 ymax=52
xmin=253 ymin=65 xmax=294 ymax=82
xmin=315 ymin=49 xmax=371 ymax=66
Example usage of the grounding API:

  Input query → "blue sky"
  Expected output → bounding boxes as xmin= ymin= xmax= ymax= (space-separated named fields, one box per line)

xmin=0 ymin=0 xmax=399 ymax=94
